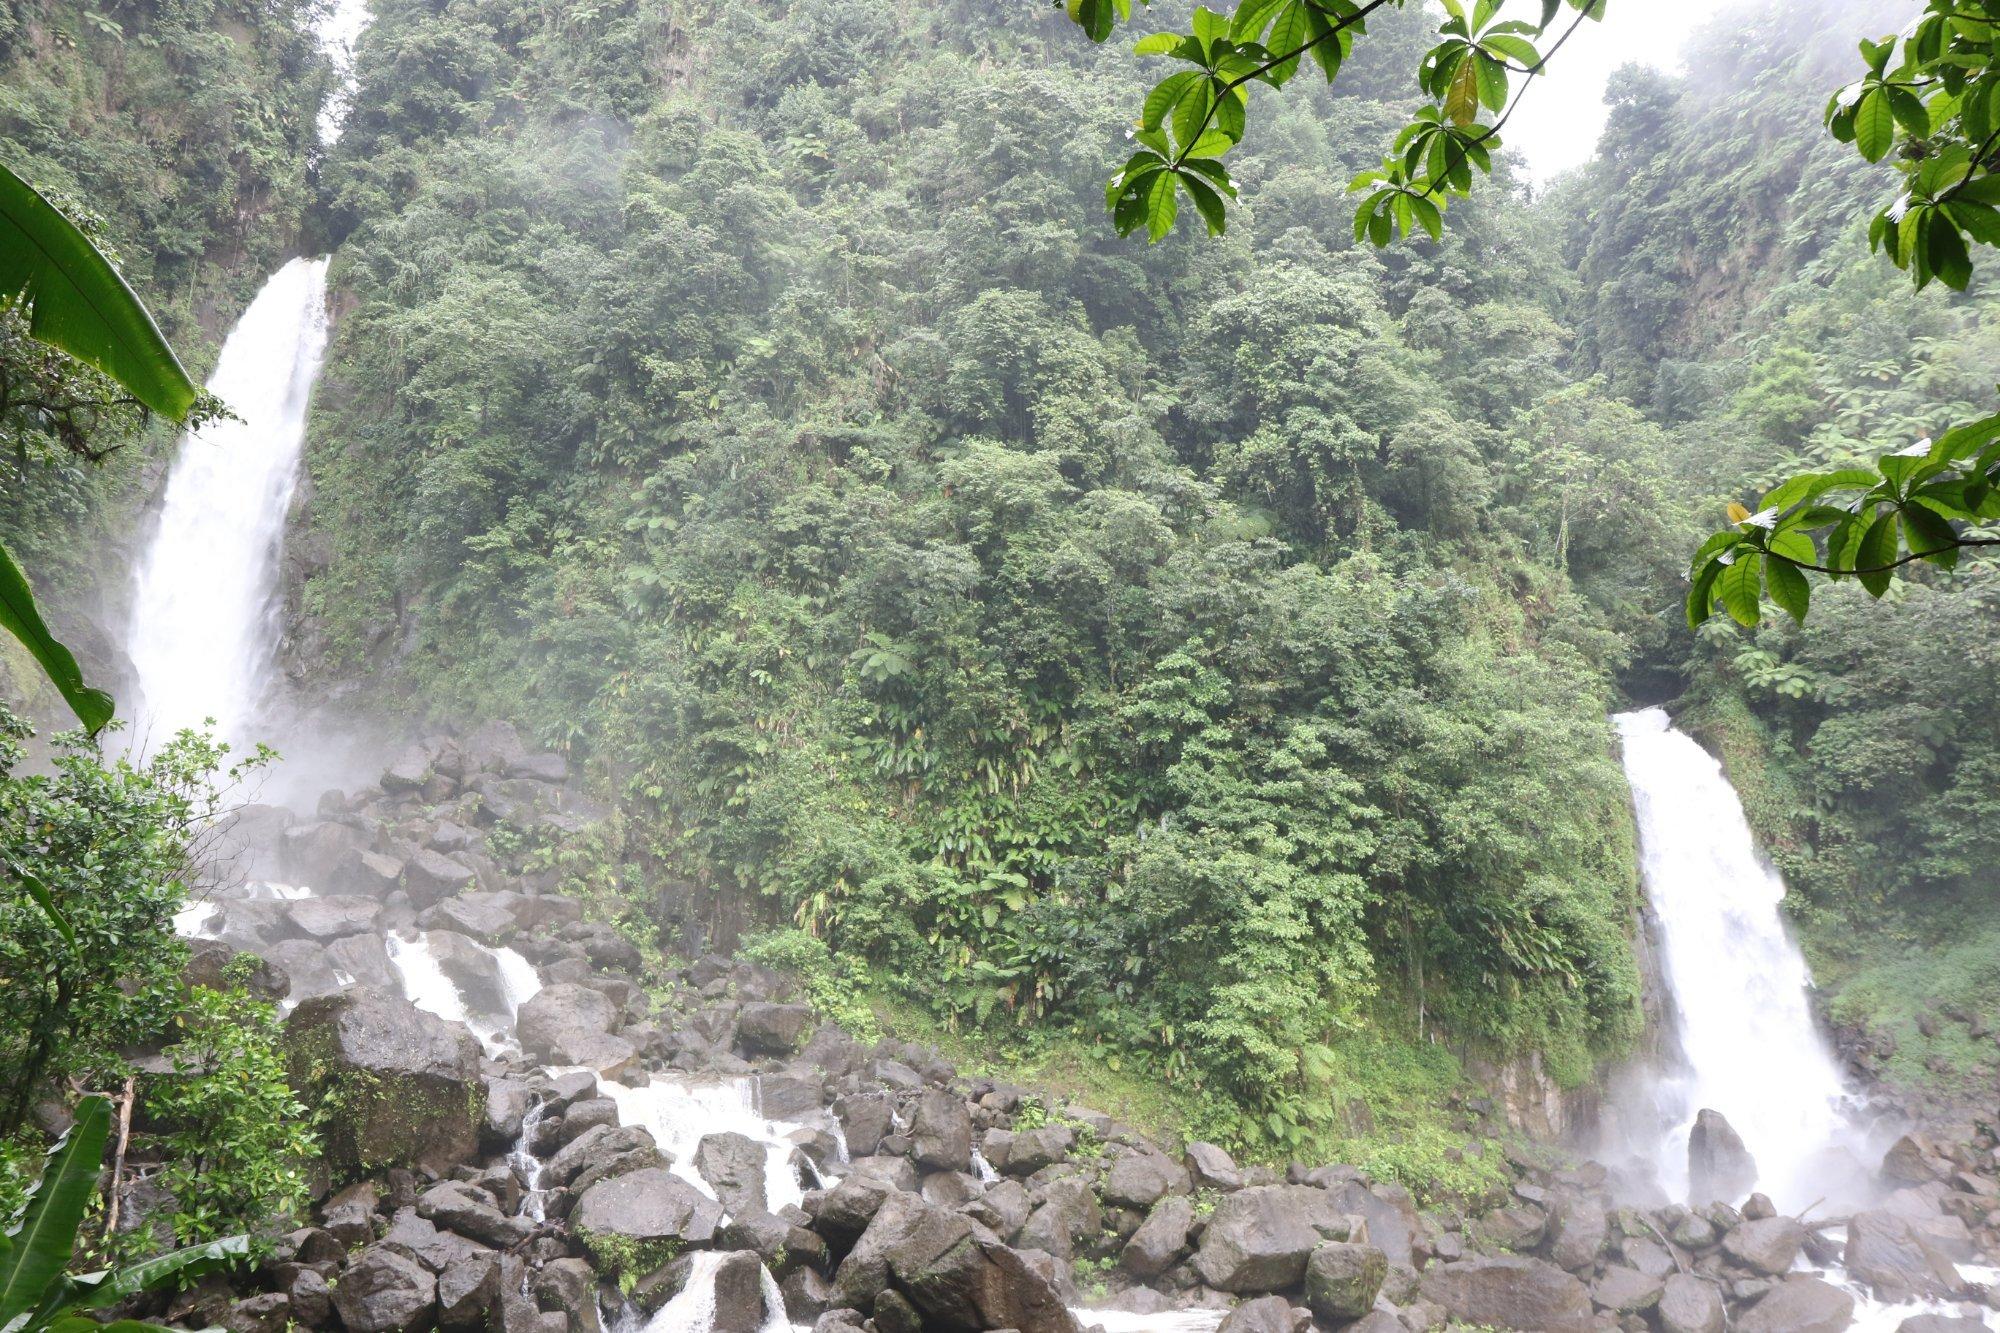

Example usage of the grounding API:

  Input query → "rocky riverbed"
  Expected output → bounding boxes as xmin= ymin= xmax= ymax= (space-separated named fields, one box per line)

xmin=96 ymin=726 xmax=2000 ymax=1333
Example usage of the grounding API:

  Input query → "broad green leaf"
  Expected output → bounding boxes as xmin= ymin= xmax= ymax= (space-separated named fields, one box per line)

xmin=1444 ymin=52 xmax=1480 ymax=125
xmin=1144 ymin=171 xmax=1179 ymax=241
xmin=1765 ymin=557 xmax=1812 ymax=624
xmin=71 ymin=1237 xmax=252 ymax=1312
xmin=1132 ymin=32 xmax=1181 ymax=54
xmin=0 ymin=1098 xmax=110 ymax=1328
xmin=0 ymin=541 xmax=114 ymax=735
xmin=1766 ymin=528 xmax=1817 ymax=566
xmin=1857 ymin=511 xmax=1900 ymax=596
xmin=1686 ymin=556 xmax=1725 ymax=628
xmin=1181 ymin=173 xmax=1229 ymax=234
xmin=1718 ymin=553 xmax=1764 ymax=627
xmin=1901 ymin=501 xmax=1961 ymax=567
xmin=0 ymin=164 xmax=195 ymax=421
xmin=1854 ymin=88 xmax=1895 ymax=161
xmin=1142 ymin=72 xmax=1201 ymax=132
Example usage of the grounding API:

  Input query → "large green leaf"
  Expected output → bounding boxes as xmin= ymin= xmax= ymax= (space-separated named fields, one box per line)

xmin=68 ymin=1236 xmax=251 ymax=1313
xmin=0 ymin=540 xmax=114 ymax=735
xmin=0 ymin=163 xmax=195 ymax=422
xmin=0 ymin=1098 xmax=109 ymax=1330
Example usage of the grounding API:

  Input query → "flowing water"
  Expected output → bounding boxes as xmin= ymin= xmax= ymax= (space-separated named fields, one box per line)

xmin=625 ymin=1251 xmax=793 ymax=1333
xmin=124 ymin=258 xmax=332 ymax=749
xmin=598 ymin=1076 xmax=836 ymax=1217
xmin=1614 ymin=707 xmax=1865 ymax=1211
xmin=1616 ymin=708 xmax=1997 ymax=1330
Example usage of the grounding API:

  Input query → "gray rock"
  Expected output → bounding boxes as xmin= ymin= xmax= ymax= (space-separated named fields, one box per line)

xmin=1004 ymin=1125 xmax=1075 ymax=1175
xmin=569 ymin=1168 xmax=723 ymax=1277
xmin=286 ymin=894 xmax=382 ymax=940
xmin=909 ymin=1088 xmax=973 ymax=1173
xmin=517 ymin=983 xmax=617 ymax=1065
xmin=833 ymin=1193 xmax=1079 ymax=1333
xmin=423 ymin=930 xmax=513 ymax=1017
xmin=416 ymin=1180 xmax=531 ymax=1248
xmin=1548 ymin=1195 xmax=1607 ymax=1272
xmin=437 ymin=1251 xmax=501 ymax=1331
xmin=1215 ymin=1295 xmax=1294 ymax=1333
xmin=1658 ymin=1273 xmax=1725 ymax=1333
xmin=1121 ymin=1196 xmax=1194 ymax=1277
xmin=1723 ymin=1216 xmax=1805 ymax=1276
xmin=834 ymin=1092 xmax=895 ymax=1158
xmin=1895 ymin=1317 xmax=1988 ymax=1332
xmin=1304 ymin=1242 xmax=1387 ymax=1321
xmin=328 ymin=932 xmax=399 ymax=988
xmin=381 ymin=1209 xmax=494 ymax=1274
xmin=331 ymin=1246 xmax=439 ymax=1333
xmin=1688 ymin=1109 xmax=1758 ymax=1207
xmin=1735 ymin=1275 xmax=1855 ymax=1333
xmin=1417 ymin=1257 xmax=1593 ymax=1333
xmin=417 ymin=893 xmax=516 ymax=944
xmin=737 ymin=1003 xmax=814 ymax=1056
xmin=1190 ymin=1185 xmax=1323 ymax=1293
xmin=1592 ymin=1265 xmax=1664 ymax=1313
xmin=1186 ymin=1141 xmax=1243 ymax=1191
xmin=1846 ymin=1209 xmax=1960 ymax=1299
xmin=404 ymin=848 xmax=478 ymax=908
xmin=1015 ymin=1177 xmax=1099 ymax=1260
xmin=1102 ymin=1150 xmax=1189 ymax=1210
xmin=696 ymin=1132 xmax=770 ymax=1218
xmin=283 ymin=986 xmax=483 ymax=1179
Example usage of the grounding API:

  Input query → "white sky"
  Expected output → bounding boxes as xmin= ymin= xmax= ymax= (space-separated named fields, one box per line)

xmin=1502 ymin=0 xmax=1738 ymax=182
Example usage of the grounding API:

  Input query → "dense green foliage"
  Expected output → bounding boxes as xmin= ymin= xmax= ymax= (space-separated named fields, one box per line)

xmin=293 ymin=0 xmax=1669 ymax=1150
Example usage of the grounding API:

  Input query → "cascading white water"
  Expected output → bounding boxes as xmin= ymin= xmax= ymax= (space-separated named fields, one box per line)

xmin=124 ymin=258 xmax=331 ymax=749
xmin=1614 ymin=707 xmax=1865 ymax=1212
xmin=627 ymin=1251 xmax=793 ymax=1333
xmin=598 ymin=1077 xmax=834 ymax=1216
xmin=385 ymin=930 xmax=543 ymax=1057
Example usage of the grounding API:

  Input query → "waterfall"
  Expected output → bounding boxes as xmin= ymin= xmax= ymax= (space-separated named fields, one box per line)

xmin=124 ymin=258 xmax=331 ymax=748
xmin=1614 ymin=707 xmax=1864 ymax=1211
xmin=597 ymin=1076 xmax=833 ymax=1216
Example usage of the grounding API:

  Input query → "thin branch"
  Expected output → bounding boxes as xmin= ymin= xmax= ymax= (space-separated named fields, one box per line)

xmin=1765 ymin=535 xmax=2000 ymax=575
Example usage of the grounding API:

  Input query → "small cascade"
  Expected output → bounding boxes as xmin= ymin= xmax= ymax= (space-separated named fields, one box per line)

xmin=384 ymin=930 xmax=541 ymax=1057
xmin=624 ymin=1251 xmax=792 ymax=1333
xmin=511 ymin=1097 xmax=554 ymax=1224
xmin=597 ymin=1076 xmax=835 ymax=1216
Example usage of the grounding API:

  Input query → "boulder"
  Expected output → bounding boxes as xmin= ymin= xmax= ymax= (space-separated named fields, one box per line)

xmin=1304 ymin=1242 xmax=1387 ymax=1322
xmin=423 ymin=930 xmax=513 ymax=1017
xmin=404 ymin=849 xmax=478 ymax=908
xmin=517 ymin=983 xmax=617 ymax=1065
xmin=284 ymin=987 xmax=483 ymax=1180
xmin=437 ymin=1252 xmax=501 ymax=1331
xmin=569 ymin=1168 xmax=723 ymax=1277
xmin=418 ymin=893 xmax=517 ymax=945
xmin=1121 ymin=1196 xmax=1194 ymax=1277
xmin=1190 ymin=1185 xmax=1324 ymax=1293
xmin=1102 ymin=1150 xmax=1189 ymax=1210
xmin=285 ymin=895 xmax=382 ymax=941
xmin=696 ymin=1132 xmax=771 ymax=1217
xmin=544 ymin=1124 xmax=665 ymax=1193
xmin=1723 ymin=1216 xmax=1805 ymax=1276
xmin=1895 ymin=1317 xmax=1988 ymax=1332
xmin=220 ymin=1293 xmax=290 ymax=1333
xmin=1845 ymin=1209 xmax=1960 ymax=1299
xmin=281 ymin=821 xmax=369 ymax=889
xmin=835 ymin=1092 xmax=895 ymax=1158
xmin=1186 ymin=1141 xmax=1244 ymax=1191
xmin=835 ymin=1194 xmax=1079 ymax=1333
xmin=737 ymin=1003 xmax=814 ymax=1056
xmin=1417 ymin=1257 xmax=1593 ymax=1333
xmin=416 ymin=1180 xmax=531 ymax=1248
xmin=909 ymin=1088 xmax=973 ymax=1173
xmin=331 ymin=1245 xmax=438 ymax=1333
xmin=1548 ymin=1195 xmax=1607 ymax=1272
xmin=1004 ymin=1125 xmax=1075 ymax=1175
xmin=1658 ymin=1273 xmax=1725 ymax=1333
xmin=329 ymin=932 xmax=399 ymax=988
xmin=1327 ymin=1180 xmax=1418 ymax=1268
xmin=1735 ymin=1275 xmax=1855 ymax=1333
xmin=1882 ymin=1133 xmax=1950 ymax=1186
xmin=1215 ymin=1295 xmax=1294 ymax=1333
xmin=381 ymin=1209 xmax=494 ymax=1274
xmin=1014 ymin=1178 xmax=1099 ymax=1260
xmin=1688 ymin=1108 xmax=1757 ymax=1206
xmin=1591 ymin=1265 xmax=1664 ymax=1313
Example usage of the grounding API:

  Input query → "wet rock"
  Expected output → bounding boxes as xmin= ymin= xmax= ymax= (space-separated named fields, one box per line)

xmin=1658 ymin=1273 xmax=1725 ymax=1333
xmin=275 ymin=1266 xmax=332 ymax=1327
xmin=1734 ymin=1274 xmax=1855 ymax=1333
xmin=1186 ymin=1142 xmax=1244 ymax=1191
xmin=1845 ymin=1209 xmax=1960 ymax=1299
xmin=284 ymin=986 xmax=483 ymax=1180
xmin=183 ymin=938 xmax=287 ymax=1001
xmin=1592 ymin=1265 xmax=1664 ymax=1313
xmin=1895 ymin=1316 xmax=1988 ymax=1332
xmin=1121 ymin=1196 xmax=1194 ymax=1277
xmin=417 ymin=1180 xmax=531 ymax=1248
xmin=1688 ymin=1109 xmax=1758 ymax=1207
xmin=437 ymin=1251 xmax=501 ymax=1331
xmin=546 ymin=1124 xmax=665 ymax=1194
xmin=1722 ymin=1216 xmax=1805 ymax=1276
xmin=1102 ymin=1150 xmax=1189 ymax=1210
xmin=1004 ymin=1125 xmax=1076 ymax=1176
xmin=1190 ymin=1185 xmax=1325 ymax=1293
xmin=331 ymin=1245 xmax=439 ymax=1333
xmin=329 ymin=932 xmax=398 ymax=988
xmin=708 ymin=1251 xmax=775 ymax=1333
xmin=1215 ymin=1295 xmax=1295 ymax=1333
xmin=1480 ymin=1203 xmax=1546 ymax=1252
xmin=1883 ymin=1133 xmax=1951 ymax=1186
xmin=1326 ymin=1180 xmax=1418 ymax=1268
xmin=1417 ymin=1256 xmax=1593 ymax=1333
xmin=517 ymin=983 xmax=617 ymax=1065
xmin=404 ymin=849 xmax=477 ymax=908
xmin=569 ymin=1168 xmax=723 ymax=1277
xmin=1548 ymin=1195 xmax=1607 ymax=1271
xmin=812 ymin=1177 xmax=892 ymax=1250
xmin=282 ymin=821 xmax=369 ymax=888
xmin=909 ymin=1088 xmax=973 ymax=1173
xmin=697 ymin=1132 xmax=771 ymax=1217
xmin=833 ymin=1193 xmax=1080 ymax=1333
xmin=736 ymin=1002 xmax=815 ymax=1056
xmin=421 ymin=930 xmax=513 ymax=1016
xmin=220 ymin=1292 xmax=290 ymax=1333
xmin=381 ymin=1209 xmax=495 ymax=1274
xmin=1304 ymin=1242 xmax=1387 ymax=1321
xmin=1015 ymin=1177 xmax=1100 ymax=1260
xmin=835 ymin=1093 xmax=895 ymax=1159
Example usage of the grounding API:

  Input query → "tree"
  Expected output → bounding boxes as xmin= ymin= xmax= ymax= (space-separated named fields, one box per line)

xmin=0 ymin=163 xmax=202 ymax=734
xmin=1065 ymin=0 xmax=2000 ymax=627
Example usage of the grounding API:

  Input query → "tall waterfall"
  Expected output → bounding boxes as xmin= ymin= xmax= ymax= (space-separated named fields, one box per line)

xmin=124 ymin=258 xmax=331 ymax=747
xmin=1614 ymin=707 xmax=1866 ymax=1211
xmin=122 ymin=0 xmax=370 ymax=748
